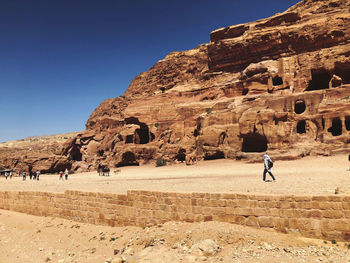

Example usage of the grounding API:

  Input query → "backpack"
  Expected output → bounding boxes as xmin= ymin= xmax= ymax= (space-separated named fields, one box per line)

xmin=267 ymin=159 xmax=273 ymax=168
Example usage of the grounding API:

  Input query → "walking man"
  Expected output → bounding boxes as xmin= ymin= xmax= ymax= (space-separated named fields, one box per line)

xmin=64 ymin=168 xmax=68 ymax=180
xmin=263 ymin=154 xmax=276 ymax=182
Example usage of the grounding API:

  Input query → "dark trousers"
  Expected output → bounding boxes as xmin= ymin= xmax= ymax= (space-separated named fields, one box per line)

xmin=263 ymin=169 xmax=275 ymax=181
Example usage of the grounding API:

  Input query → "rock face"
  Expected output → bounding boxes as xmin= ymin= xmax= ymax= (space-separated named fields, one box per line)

xmin=0 ymin=133 xmax=79 ymax=173
xmin=3 ymin=0 xmax=350 ymax=172
xmin=60 ymin=0 xmax=350 ymax=171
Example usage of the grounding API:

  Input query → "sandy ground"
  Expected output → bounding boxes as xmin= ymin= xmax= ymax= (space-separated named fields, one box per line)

xmin=0 ymin=209 xmax=349 ymax=263
xmin=1 ymin=154 xmax=350 ymax=195
xmin=1 ymin=154 xmax=350 ymax=263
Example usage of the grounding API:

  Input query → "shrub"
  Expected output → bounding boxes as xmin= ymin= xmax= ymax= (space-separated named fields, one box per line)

xmin=156 ymin=158 xmax=167 ymax=167
xmin=205 ymin=108 xmax=212 ymax=114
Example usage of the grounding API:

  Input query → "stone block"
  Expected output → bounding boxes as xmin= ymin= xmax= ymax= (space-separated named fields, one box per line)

xmin=258 ymin=216 xmax=274 ymax=228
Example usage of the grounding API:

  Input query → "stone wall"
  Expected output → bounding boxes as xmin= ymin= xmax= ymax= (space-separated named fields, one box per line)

xmin=0 ymin=190 xmax=349 ymax=241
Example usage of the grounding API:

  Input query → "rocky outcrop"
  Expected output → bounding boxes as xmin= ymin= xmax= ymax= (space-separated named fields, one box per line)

xmin=0 ymin=133 xmax=79 ymax=173
xmin=3 ymin=0 xmax=350 ymax=172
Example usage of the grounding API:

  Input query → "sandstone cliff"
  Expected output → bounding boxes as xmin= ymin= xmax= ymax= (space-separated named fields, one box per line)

xmin=63 ymin=0 xmax=350 ymax=172
xmin=3 ymin=0 xmax=350 ymax=173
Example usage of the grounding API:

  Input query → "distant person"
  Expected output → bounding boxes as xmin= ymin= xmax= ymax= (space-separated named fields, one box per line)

xmin=97 ymin=164 xmax=102 ymax=176
xmin=22 ymin=171 xmax=26 ymax=181
xmin=263 ymin=154 xmax=276 ymax=182
xmin=4 ymin=172 xmax=8 ymax=180
xmin=9 ymin=171 xmax=12 ymax=179
xmin=32 ymin=171 xmax=36 ymax=180
xmin=59 ymin=171 xmax=63 ymax=180
xmin=36 ymin=170 xmax=40 ymax=181
xmin=64 ymin=168 xmax=69 ymax=180
xmin=29 ymin=171 xmax=33 ymax=180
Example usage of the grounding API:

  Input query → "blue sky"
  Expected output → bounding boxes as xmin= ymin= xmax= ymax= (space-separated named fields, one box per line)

xmin=0 ymin=0 xmax=299 ymax=142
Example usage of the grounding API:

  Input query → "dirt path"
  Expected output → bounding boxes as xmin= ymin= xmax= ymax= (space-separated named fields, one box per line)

xmin=0 ymin=154 xmax=350 ymax=195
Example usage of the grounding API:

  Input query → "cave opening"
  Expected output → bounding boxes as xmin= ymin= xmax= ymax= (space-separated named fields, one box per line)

xmin=241 ymin=133 xmax=268 ymax=152
xmin=116 ymin=151 xmax=139 ymax=167
xmin=345 ymin=116 xmax=350 ymax=131
xmin=98 ymin=150 xmax=104 ymax=157
xmin=297 ymin=120 xmax=306 ymax=134
xmin=272 ymin=76 xmax=283 ymax=86
xmin=306 ymin=68 xmax=331 ymax=91
xmin=327 ymin=118 xmax=342 ymax=136
xmin=294 ymin=100 xmax=306 ymax=114
xmin=135 ymin=128 xmax=149 ymax=144
xmin=70 ymin=145 xmax=82 ymax=161
xmin=176 ymin=148 xmax=186 ymax=162
xmin=334 ymin=63 xmax=350 ymax=84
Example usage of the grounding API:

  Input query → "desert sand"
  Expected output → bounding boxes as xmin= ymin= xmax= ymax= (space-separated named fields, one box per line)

xmin=1 ymin=154 xmax=350 ymax=263
xmin=0 ymin=154 xmax=350 ymax=196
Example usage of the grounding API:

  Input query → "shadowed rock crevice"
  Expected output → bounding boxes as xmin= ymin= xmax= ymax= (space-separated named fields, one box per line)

xmin=204 ymin=150 xmax=225 ymax=160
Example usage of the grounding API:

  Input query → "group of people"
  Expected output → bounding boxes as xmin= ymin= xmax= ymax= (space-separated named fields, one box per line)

xmin=22 ymin=170 xmax=40 ymax=181
xmin=4 ymin=171 xmax=13 ymax=179
xmin=59 ymin=169 xmax=69 ymax=180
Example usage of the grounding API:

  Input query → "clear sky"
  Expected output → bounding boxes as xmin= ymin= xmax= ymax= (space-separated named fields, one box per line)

xmin=0 ymin=0 xmax=300 ymax=142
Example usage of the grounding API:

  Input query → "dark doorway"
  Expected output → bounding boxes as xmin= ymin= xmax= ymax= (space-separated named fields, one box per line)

xmin=295 ymin=100 xmax=306 ymax=114
xmin=306 ymin=68 xmax=331 ymax=91
xmin=241 ymin=133 xmax=268 ymax=152
xmin=272 ymin=76 xmax=283 ymax=86
xmin=297 ymin=120 xmax=306 ymax=134
xmin=135 ymin=129 xmax=149 ymax=144
xmin=327 ymin=118 xmax=342 ymax=136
